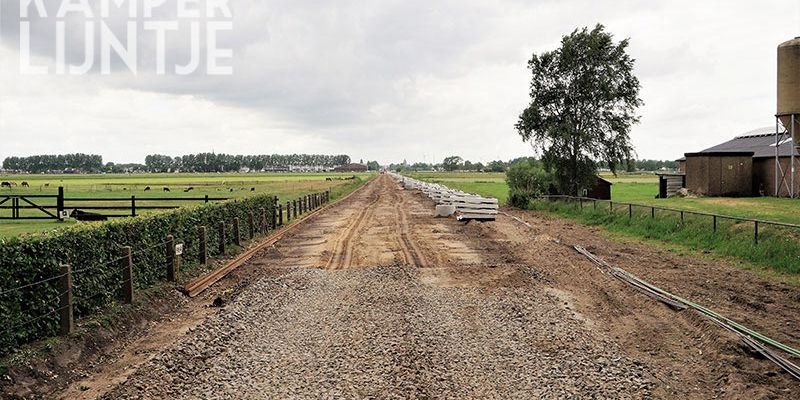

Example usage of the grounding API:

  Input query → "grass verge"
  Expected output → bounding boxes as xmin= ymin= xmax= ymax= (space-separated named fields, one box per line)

xmin=530 ymin=199 xmax=800 ymax=276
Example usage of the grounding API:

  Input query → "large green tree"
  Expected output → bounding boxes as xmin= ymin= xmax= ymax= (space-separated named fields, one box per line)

xmin=442 ymin=156 xmax=464 ymax=171
xmin=515 ymin=24 xmax=642 ymax=195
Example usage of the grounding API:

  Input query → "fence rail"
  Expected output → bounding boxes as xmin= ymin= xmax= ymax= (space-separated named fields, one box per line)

xmin=0 ymin=187 xmax=230 ymax=220
xmin=539 ymin=195 xmax=800 ymax=245
xmin=1 ymin=190 xmax=330 ymax=354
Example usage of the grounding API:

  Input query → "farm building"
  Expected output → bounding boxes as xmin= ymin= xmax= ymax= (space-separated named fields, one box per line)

xmin=674 ymin=37 xmax=800 ymax=198
xmin=561 ymin=176 xmax=613 ymax=200
xmin=657 ymin=173 xmax=686 ymax=198
xmin=333 ymin=163 xmax=369 ymax=172
xmin=585 ymin=176 xmax=612 ymax=200
xmin=679 ymin=130 xmax=800 ymax=197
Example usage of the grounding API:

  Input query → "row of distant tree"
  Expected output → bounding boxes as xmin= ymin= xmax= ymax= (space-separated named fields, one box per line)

xmin=388 ymin=156 xmax=678 ymax=173
xmin=599 ymin=159 xmax=680 ymax=172
xmin=144 ymin=153 xmax=352 ymax=173
xmin=2 ymin=154 xmax=104 ymax=173
xmin=388 ymin=157 xmax=516 ymax=173
xmin=2 ymin=153 xmax=353 ymax=173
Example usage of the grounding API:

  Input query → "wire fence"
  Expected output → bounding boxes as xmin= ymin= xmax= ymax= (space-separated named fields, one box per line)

xmin=538 ymin=195 xmax=800 ymax=245
xmin=0 ymin=190 xmax=331 ymax=354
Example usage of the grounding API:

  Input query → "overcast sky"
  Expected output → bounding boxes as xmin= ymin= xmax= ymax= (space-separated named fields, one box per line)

xmin=1 ymin=0 xmax=799 ymax=165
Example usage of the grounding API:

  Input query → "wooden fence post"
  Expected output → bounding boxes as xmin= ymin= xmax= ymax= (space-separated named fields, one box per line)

xmin=293 ymin=200 xmax=298 ymax=217
xmin=259 ymin=208 xmax=267 ymax=232
xmin=199 ymin=226 xmax=208 ymax=264
xmin=628 ymin=204 xmax=632 ymax=220
xmin=248 ymin=212 xmax=255 ymax=239
xmin=131 ymin=195 xmax=137 ymax=217
xmin=59 ymin=264 xmax=74 ymax=336
xmin=271 ymin=204 xmax=277 ymax=230
xmin=166 ymin=235 xmax=176 ymax=282
xmin=233 ymin=218 xmax=242 ymax=246
xmin=286 ymin=201 xmax=291 ymax=221
xmin=219 ymin=221 xmax=227 ymax=254
xmin=712 ymin=215 xmax=717 ymax=233
xmin=754 ymin=221 xmax=759 ymax=245
xmin=57 ymin=187 xmax=65 ymax=219
xmin=680 ymin=211 xmax=685 ymax=225
xmin=121 ymin=246 xmax=133 ymax=304
xmin=279 ymin=204 xmax=284 ymax=226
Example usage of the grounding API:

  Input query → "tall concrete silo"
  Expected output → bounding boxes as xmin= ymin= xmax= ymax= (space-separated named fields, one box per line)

xmin=778 ymin=37 xmax=800 ymax=129
xmin=775 ymin=37 xmax=800 ymax=197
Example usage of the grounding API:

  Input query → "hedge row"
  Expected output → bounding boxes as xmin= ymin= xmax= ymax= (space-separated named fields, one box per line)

xmin=0 ymin=194 xmax=276 ymax=354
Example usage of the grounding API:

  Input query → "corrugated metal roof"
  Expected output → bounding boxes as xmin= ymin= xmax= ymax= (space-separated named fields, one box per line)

xmin=699 ymin=133 xmax=799 ymax=158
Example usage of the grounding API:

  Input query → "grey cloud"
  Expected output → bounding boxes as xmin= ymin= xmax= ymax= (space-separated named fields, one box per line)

xmin=1 ymin=0 xmax=798 ymax=164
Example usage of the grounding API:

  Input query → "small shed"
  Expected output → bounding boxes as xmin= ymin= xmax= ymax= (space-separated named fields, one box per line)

xmin=684 ymin=152 xmax=753 ymax=196
xmin=584 ymin=176 xmax=612 ymax=200
xmin=657 ymin=173 xmax=686 ymax=198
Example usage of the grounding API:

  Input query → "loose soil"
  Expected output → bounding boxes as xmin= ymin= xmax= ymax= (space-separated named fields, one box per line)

xmin=5 ymin=174 xmax=799 ymax=399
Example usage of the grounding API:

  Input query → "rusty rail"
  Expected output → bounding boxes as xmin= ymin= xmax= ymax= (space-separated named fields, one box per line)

xmin=182 ymin=183 xmax=371 ymax=297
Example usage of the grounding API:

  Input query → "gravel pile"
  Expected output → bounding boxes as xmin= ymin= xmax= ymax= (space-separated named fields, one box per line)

xmin=103 ymin=266 xmax=654 ymax=399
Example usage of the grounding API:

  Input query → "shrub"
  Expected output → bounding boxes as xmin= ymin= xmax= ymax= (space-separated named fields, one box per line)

xmin=0 ymin=194 xmax=277 ymax=355
xmin=506 ymin=159 xmax=553 ymax=208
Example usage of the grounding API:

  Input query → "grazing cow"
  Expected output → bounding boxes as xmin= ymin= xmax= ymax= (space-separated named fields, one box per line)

xmin=21 ymin=181 xmax=30 ymax=188
xmin=184 ymin=187 xmax=194 ymax=193
xmin=44 ymin=183 xmax=50 ymax=187
xmin=251 ymin=188 xmax=256 ymax=192
xmin=163 ymin=187 xmax=171 ymax=192
xmin=1 ymin=182 xmax=11 ymax=188
xmin=144 ymin=186 xmax=151 ymax=191
xmin=229 ymin=188 xmax=234 ymax=192
xmin=325 ymin=177 xmax=333 ymax=181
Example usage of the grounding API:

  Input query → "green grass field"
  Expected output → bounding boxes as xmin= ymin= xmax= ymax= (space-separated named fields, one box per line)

xmin=408 ymin=171 xmax=800 ymax=224
xmin=406 ymin=172 xmax=509 ymax=204
xmin=406 ymin=171 xmax=800 ymax=275
xmin=0 ymin=172 xmax=373 ymax=237
xmin=599 ymin=173 xmax=800 ymax=224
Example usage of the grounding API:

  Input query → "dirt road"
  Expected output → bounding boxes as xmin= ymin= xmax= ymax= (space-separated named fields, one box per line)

xmin=68 ymin=175 xmax=799 ymax=398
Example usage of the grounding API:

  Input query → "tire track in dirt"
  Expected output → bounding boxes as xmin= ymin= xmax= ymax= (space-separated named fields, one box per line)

xmin=391 ymin=184 xmax=428 ymax=268
xmin=50 ymin=174 xmax=667 ymax=399
xmin=325 ymin=182 xmax=382 ymax=269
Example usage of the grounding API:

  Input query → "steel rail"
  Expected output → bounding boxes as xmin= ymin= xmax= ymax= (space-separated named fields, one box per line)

xmin=182 ymin=184 xmax=371 ymax=297
xmin=573 ymin=245 xmax=800 ymax=380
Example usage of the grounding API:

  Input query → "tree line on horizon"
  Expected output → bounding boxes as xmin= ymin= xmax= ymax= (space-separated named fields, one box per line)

xmin=144 ymin=153 xmax=352 ymax=173
xmin=2 ymin=153 xmax=352 ymax=174
xmin=388 ymin=156 xmax=678 ymax=173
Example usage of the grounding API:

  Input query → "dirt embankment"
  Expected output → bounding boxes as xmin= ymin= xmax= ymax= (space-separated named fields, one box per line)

xmin=490 ymin=208 xmax=800 ymax=398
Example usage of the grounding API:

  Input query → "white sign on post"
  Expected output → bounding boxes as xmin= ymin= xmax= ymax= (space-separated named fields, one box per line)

xmin=175 ymin=243 xmax=184 ymax=256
